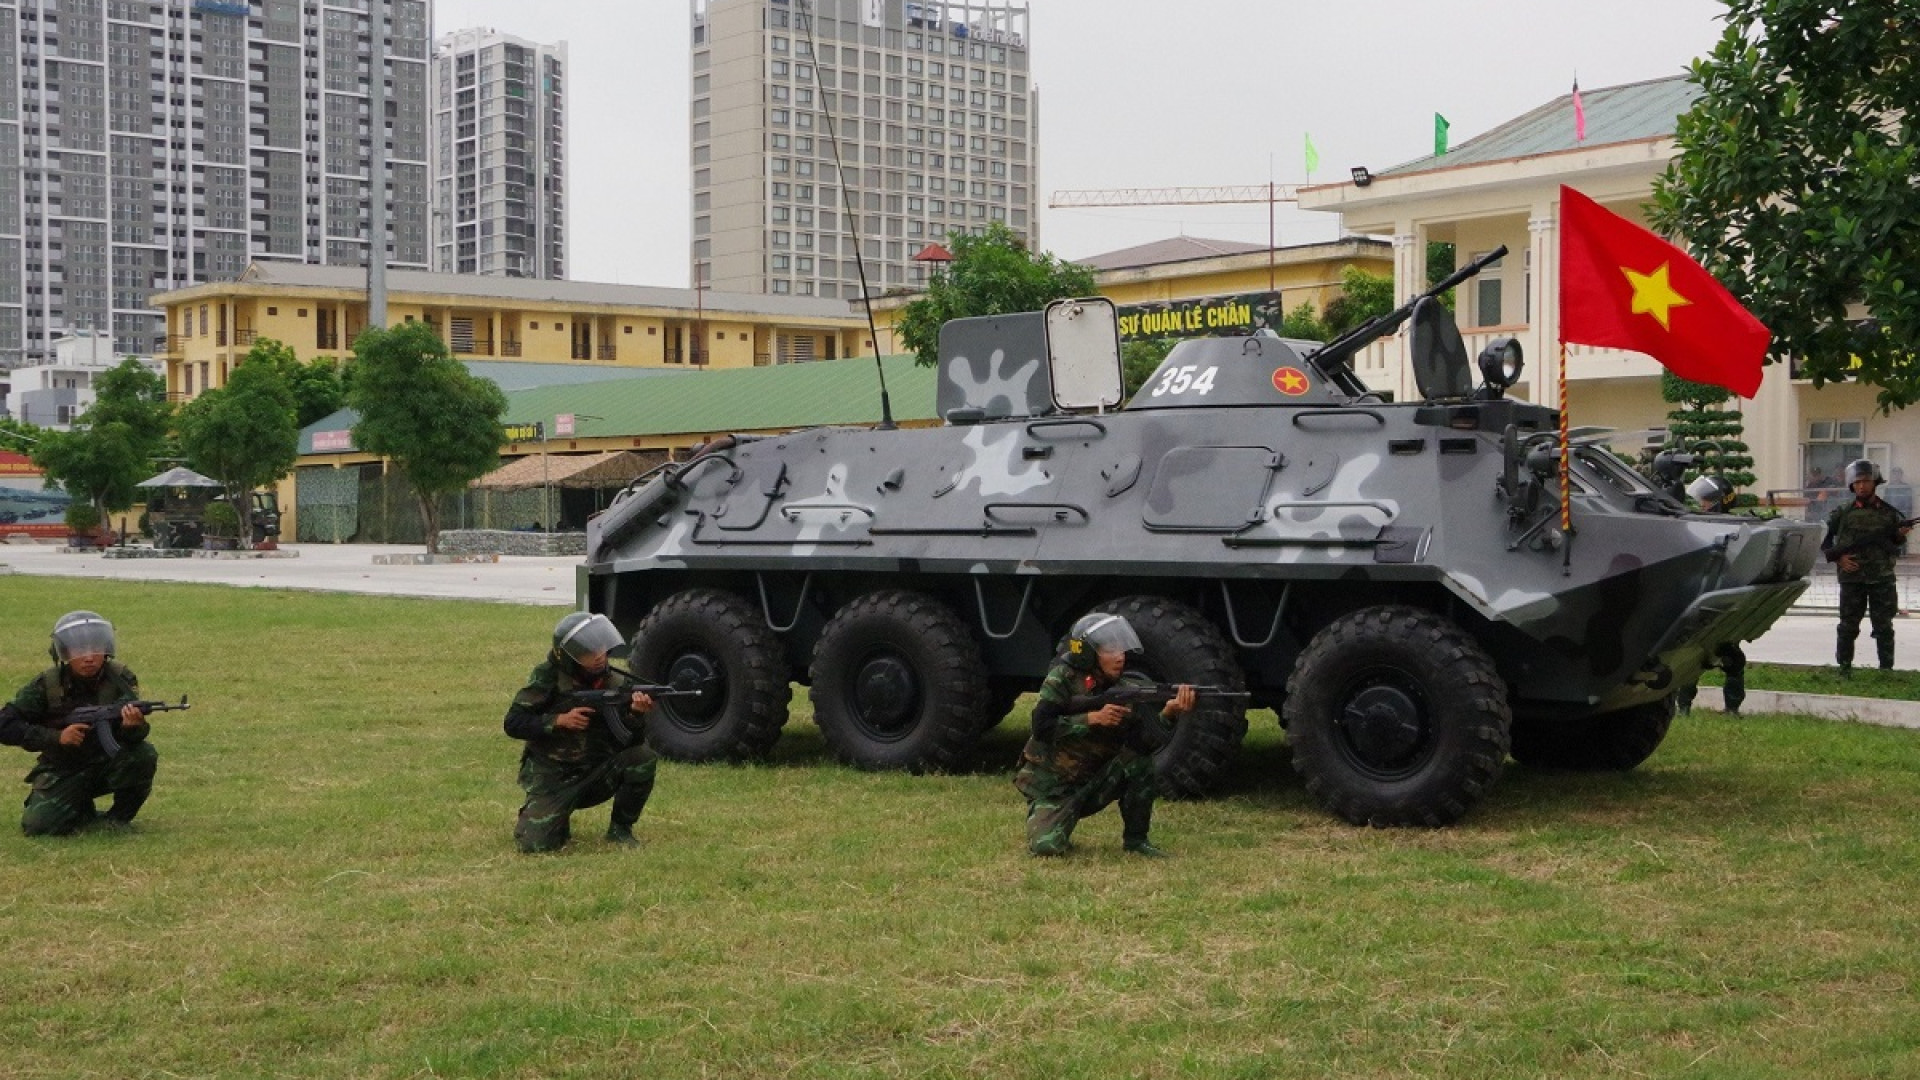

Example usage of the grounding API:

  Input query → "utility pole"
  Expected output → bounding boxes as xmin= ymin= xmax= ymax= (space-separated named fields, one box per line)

xmin=367 ymin=0 xmax=389 ymax=331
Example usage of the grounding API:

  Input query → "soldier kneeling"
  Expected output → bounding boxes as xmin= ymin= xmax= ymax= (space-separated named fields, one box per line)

xmin=1015 ymin=614 xmax=1195 ymax=857
xmin=505 ymin=613 xmax=659 ymax=853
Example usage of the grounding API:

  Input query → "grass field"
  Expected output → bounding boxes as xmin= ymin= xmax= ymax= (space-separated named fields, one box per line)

xmin=1703 ymin=661 xmax=1920 ymax=700
xmin=2 ymin=577 xmax=1918 ymax=1079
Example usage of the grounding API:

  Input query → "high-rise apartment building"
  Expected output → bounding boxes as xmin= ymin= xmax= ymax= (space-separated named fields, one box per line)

xmin=431 ymin=28 xmax=567 ymax=279
xmin=690 ymin=0 xmax=1036 ymax=300
xmin=0 ymin=0 xmax=430 ymax=368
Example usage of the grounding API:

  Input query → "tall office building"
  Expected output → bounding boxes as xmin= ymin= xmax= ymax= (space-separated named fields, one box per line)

xmin=431 ymin=28 xmax=567 ymax=279
xmin=690 ymin=0 xmax=1037 ymax=299
xmin=0 ymin=0 xmax=430 ymax=368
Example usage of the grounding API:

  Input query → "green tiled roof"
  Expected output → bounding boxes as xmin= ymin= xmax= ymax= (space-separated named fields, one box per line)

xmin=1385 ymin=75 xmax=1699 ymax=177
xmin=298 ymin=353 xmax=939 ymax=454
xmin=505 ymin=353 xmax=939 ymax=439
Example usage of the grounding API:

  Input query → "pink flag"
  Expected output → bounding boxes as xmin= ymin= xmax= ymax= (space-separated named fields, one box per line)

xmin=1572 ymin=78 xmax=1586 ymax=142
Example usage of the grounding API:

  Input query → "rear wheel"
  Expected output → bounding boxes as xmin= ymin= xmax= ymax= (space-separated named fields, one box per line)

xmin=1510 ymin=698 xmax=1674 ymax=771
xmin=628 ymin=588 xmax=790 ymax=761
xmin=1284 ymin=605 xmax=1510 ymax=826
xmin=809 ymin=590 xmax=987 ymax=771
xmin=1093 ymin=595 xmax=1247 ymax=798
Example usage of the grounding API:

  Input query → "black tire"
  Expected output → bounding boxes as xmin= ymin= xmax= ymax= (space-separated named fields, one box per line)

xmin=628 ymin=588 xmax=790 ymax=761
xmin=1510 ymin=698 xmax=1674 ymax=771
xmin=977 ymin=681 xmax=1025 ymax=735
xmin=809 ymin=590 xmax=988 ymax=771
xmin=1095 ymin=595 xmax=1248 ymax=798
xmin=1284 ymin=605 xmax=1510 ymax=827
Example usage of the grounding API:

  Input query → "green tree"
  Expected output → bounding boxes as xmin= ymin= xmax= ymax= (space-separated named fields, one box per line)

xmin=32 ymin=358 xmax=172 ymax=520
xmin=1120 ymin=338 xmax=1176 ymax=399
xmin=1652 ymin=0 xmax=1920 ymax=409
xmin=1321 ymin=266 xmax=1394 ymax=336
xmin=176 ymin=357 xmax=300 ymax=542
xmin=1426 ymin=241 xmax=1458 ymax=310
xmin=1658 ymin=372 xmax=1756 ymax=493
xmin=896 ymin=224 xmax=1097 ymax=366
xmin=348 ymin=322 xmax=508 ymax=553
xmin=236 ymin=336 xmax=349 ymax=428
xmin=1280 ymin=302 xmax=1328 ymax=341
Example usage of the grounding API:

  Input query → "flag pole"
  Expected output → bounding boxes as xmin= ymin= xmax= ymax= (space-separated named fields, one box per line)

xmin=1560 ymin=339 xmax=1573 ymax=574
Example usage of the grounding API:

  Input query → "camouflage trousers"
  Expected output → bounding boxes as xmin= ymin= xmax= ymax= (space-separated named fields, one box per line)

xmin=21 ymin=742 xmax=158 ymax=836
xmin=1836 ymin=578 xmax=1899 ymax=670
xmin=1015 ymin=753 xmax=1156 ymax=856
xmin=1676 ymin=644 xmax=1746 ymax=715
xmin=514 ymin=744 xmax=657 ymax=854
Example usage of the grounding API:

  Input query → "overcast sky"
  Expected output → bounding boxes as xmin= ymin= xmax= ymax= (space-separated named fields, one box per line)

xmin=433 ymin=0 xmax=1735 ymax=286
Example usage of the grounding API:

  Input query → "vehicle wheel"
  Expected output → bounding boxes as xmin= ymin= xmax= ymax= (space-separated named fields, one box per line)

xmin=628 ymin=588 xmax=790 ymax=761
xmin=809 ymin=590 xmax=988 ymax=771
xmin=1095 ymin=595 xmax=1248 ymax=798
xmin=1509 ymin=698 xmax=1674 ymax=771
xmin=978 ymin=681 xmax=1026 ymax=734
xmin=1284 ymin=605 xmax=1510 ymax=827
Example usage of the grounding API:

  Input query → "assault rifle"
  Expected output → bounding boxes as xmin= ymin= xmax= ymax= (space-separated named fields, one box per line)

xmin=1825 ymin=516 xmax=1920 ymax=564
xmin=63 ymin=696 xmax=191 ymax=757
xmin=1063 ymin=683 xmax=1250 ymax=717
xmin=560 ymin=681 xmax=705 ymax=744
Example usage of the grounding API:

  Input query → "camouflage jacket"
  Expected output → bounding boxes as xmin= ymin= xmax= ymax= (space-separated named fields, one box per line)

xmin=503 ymin=655 xmax=642 ymax=765
xmin=1823 ymin=495 xmax=1906 ymax=583
xmin=1016 ymin=662 xmax=1167 ymax=789
xmin=0 ymin=662 xmax=145 ymax=766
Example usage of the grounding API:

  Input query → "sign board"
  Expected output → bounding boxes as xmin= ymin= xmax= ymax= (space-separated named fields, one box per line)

xmin=503 ymin=421 xmax=544 ymax=443
xmin=311 ymin=430 xmax=353 ymax=452
xmin=1115 ymin=292 xmax=1286 ymax=343
xmin=0 ymin=451 xmax=72 ymax=538
xmin=555 ymin=413 xmax=575 ymax=437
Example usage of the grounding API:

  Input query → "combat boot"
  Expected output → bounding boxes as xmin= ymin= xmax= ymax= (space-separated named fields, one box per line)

xmin=1123 ymin=838 xmax=1170 ymax=858
xmin=604 ymin=822 xmax=640 ymax=848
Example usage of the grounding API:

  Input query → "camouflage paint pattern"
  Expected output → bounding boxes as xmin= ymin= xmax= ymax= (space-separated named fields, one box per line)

xmin=586 ymin=324 xmax=1822 ymax=722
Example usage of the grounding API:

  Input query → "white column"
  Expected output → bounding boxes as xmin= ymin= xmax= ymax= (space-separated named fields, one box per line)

xmin=1746 ymin=360 xmax=1800 ymax=498
xmin=1527 ymin=209 xmax=1558 ymax=407
xmin=1390 ymin=228 xmax=1422 ymax=402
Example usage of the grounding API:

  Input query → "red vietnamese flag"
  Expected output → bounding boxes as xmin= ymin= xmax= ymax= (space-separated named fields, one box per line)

xmin=1558 ymin=185 xmax=1769 ymax=397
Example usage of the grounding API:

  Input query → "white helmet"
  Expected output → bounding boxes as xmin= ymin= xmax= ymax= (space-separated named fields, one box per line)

xmin=553 ymin=611 xmax=623 ymax=664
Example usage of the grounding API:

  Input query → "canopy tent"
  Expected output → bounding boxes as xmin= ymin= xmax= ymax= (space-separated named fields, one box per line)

xmin=469 ymin=450 xmax=667 ymax=492
xmin=137 ymin=467 xmax=222 ymax=488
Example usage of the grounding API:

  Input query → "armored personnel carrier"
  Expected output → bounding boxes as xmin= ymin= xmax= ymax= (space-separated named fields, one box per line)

xmin=582 ymin=248 xmax=1821 ymax=825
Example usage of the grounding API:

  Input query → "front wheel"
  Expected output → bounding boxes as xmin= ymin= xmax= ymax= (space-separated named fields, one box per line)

xmin=628 ymin=588 xmax=791 ymax=761
xmin=1091 ymin=595 xmax=1248 ymax=797
xmin=809 ymin=590 xmax=988 ymax=771
xmin=1284 ymin=605 xmax=1510 ymax=827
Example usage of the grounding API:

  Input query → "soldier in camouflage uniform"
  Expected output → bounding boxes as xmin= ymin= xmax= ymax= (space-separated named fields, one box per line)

xmin=1822 ymin=460 xmax=1911 ymax=675
xmin=1677 ymin=476 xmax=1748 ymax=715
xmin=505 ymin=612 xmax=659 ymax=853
xmin=1014 ymin=613 xmax=1195 ymax=857
xmin=0 ymin=612 xmax=158 ymax=836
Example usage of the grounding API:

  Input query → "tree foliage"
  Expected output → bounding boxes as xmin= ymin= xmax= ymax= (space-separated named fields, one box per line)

xmin=31 ymin=358 xmax=172 ymax=517
xmin=1652 ymin=0 xmax=1920 ymax=409
xmin=1120 ymin=338 xmax=1176 ymax=399
xmin=1658 ymin=372 xmax=1756 ymax=493
xmin=176 ymin=348 xmax=301 ymax=541
xmin=1321 ymin=266 xmax=1394 ymax=337
xmin=235 ymin=336 xmax=350 ymax=428
xmin=896 ymin=224 xmax=1097 ymax=366
xmin=347 ymin=322 xmax=508 ymax=553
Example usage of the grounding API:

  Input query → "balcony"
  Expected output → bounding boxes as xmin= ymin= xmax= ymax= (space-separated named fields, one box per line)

xmin=596 ymin=344 xmax=616 ymax=361
xmin=500 ymin=339 xmax=522 ymax=357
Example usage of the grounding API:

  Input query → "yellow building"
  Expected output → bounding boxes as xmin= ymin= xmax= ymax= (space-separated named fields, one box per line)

xmin=153 ymin=263 xmax=872 ymax=402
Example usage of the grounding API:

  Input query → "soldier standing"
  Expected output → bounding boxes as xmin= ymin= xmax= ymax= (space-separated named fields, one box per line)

xmin=1014 ymin=613 xmax=1195 ymax=857
xmin=0 ymin=612 xmax=159 ymax=835
xmin=505 ymin=612 xmax=659 ymax=852
xmin=1822 ymin=460 xmax=1911 ymax=675
xmin=1677 ymin=476 xmax=1747 ymax=714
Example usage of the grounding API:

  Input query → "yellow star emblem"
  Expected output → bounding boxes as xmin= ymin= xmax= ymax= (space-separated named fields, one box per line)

xmin=1621 ymin=261 xmax=1692 ymax=331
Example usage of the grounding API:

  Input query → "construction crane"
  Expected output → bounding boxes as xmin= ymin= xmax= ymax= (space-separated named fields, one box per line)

xmin=1049 ymin=185 xmax=1304 ymax=291
xmin=1048 ymin=185 xmax=1298 ymax=207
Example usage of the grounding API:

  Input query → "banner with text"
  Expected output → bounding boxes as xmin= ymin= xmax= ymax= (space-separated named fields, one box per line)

xmin=1116 ymin=292 xmax=1285 ymax=343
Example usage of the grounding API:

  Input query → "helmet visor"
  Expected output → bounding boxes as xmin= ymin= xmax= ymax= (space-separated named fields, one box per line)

xmin=1079 ymin=614 xmax=1143 ymax=657
xmin=557 ymin=613 xmax=624 ymax=663
xmin=53 ymin=614 xmax=116 ymax=661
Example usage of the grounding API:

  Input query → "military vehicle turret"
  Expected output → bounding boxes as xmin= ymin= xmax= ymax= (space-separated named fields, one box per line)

xmin=581 ymin=247 xmax=1821 ymax=825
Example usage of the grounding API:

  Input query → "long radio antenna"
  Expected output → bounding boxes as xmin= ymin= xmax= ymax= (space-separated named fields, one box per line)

xmin=797 ymin=0 xmax=895 ymax=429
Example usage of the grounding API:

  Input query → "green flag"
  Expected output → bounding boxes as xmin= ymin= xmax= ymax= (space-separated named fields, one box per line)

xmin=1434 ymin=113 xmax=1450 ymax=156
xmin=1304 ymin=133 xmax=1320 ymax=176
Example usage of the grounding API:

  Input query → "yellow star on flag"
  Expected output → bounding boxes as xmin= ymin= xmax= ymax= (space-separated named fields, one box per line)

xmin=1621 ymin=261 xmax=1692 ymax=331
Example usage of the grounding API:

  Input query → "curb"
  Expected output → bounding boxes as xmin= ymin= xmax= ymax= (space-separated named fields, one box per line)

xmin=1690 ymin=686 xmax=1920 ymax=731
